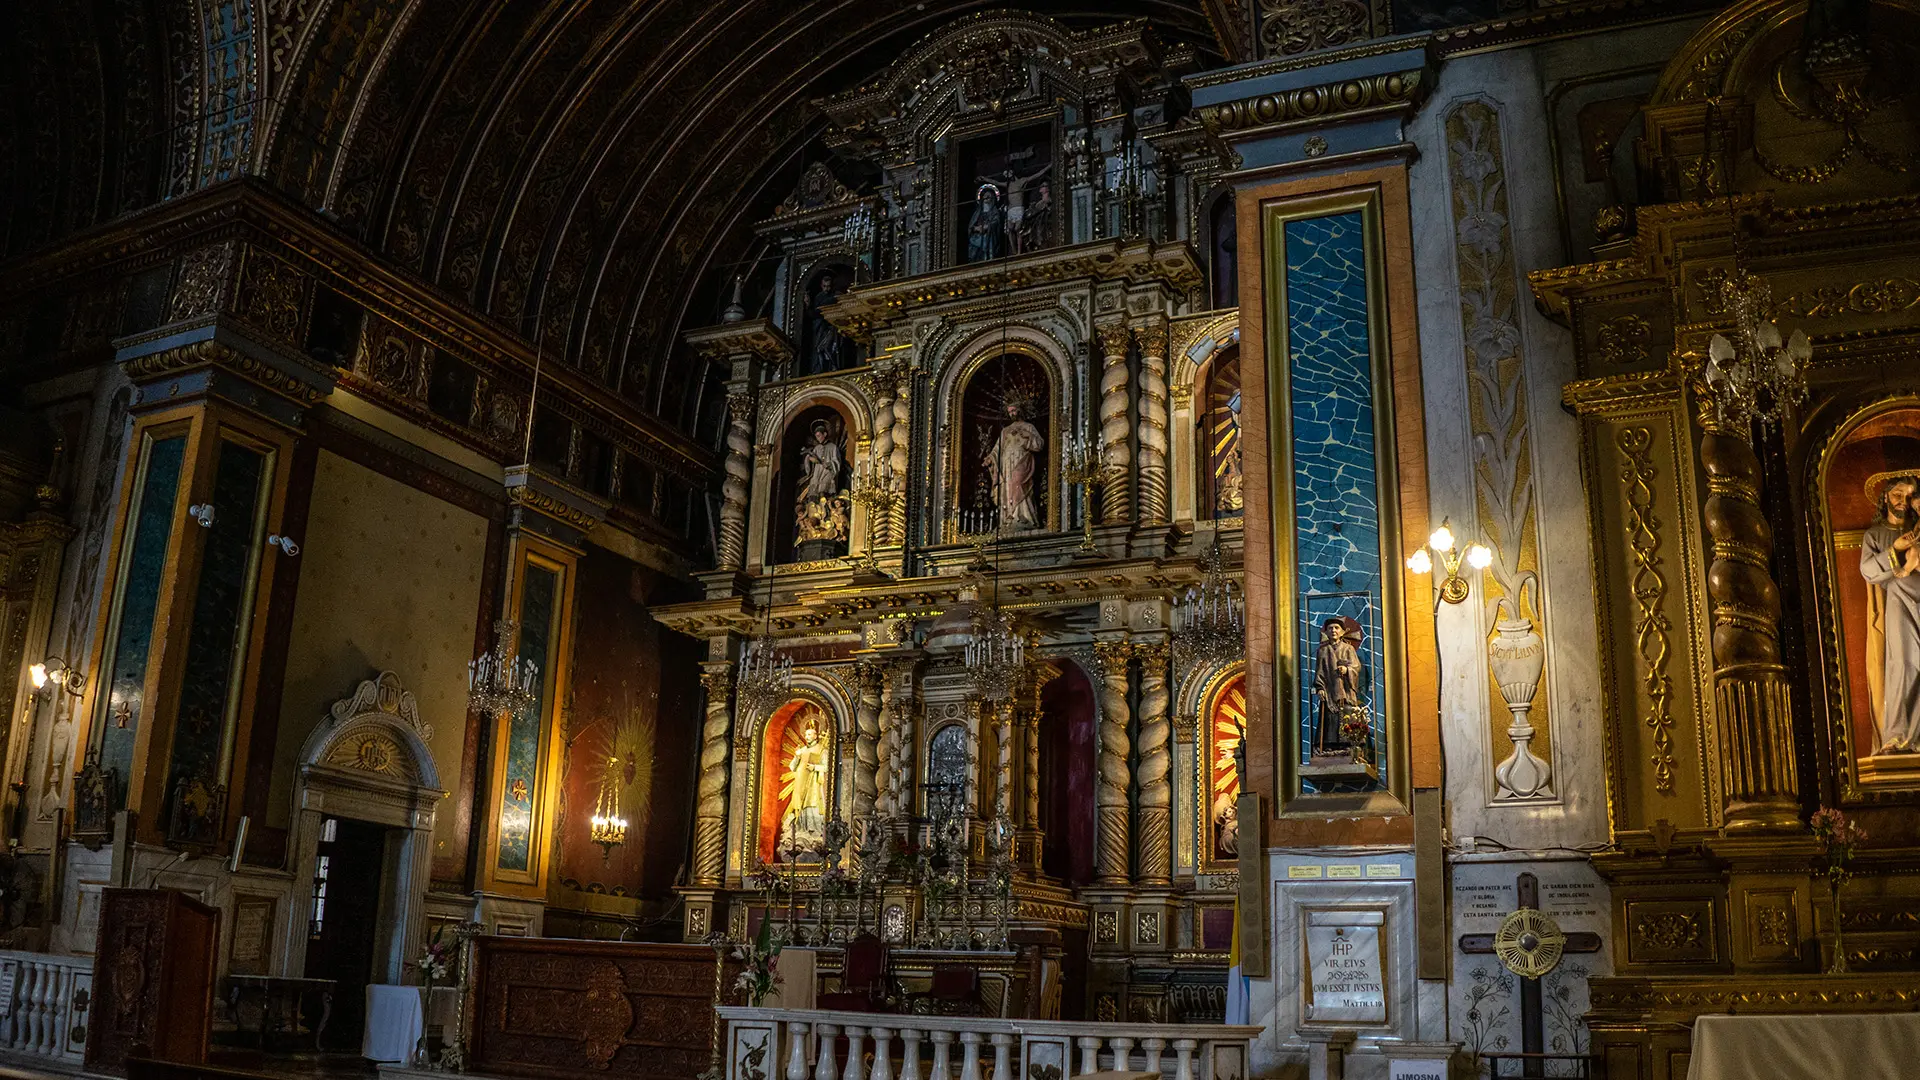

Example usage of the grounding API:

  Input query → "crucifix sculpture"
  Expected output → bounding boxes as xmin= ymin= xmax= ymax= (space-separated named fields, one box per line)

xmin=1457 ymin=872 xmax=1602 ymax=1078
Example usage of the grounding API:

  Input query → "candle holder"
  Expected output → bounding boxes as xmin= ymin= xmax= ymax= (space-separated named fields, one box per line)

xmin=848 ymin=457 xmax=899 ymax=577
xmin=1062 ymin=432 xmax=1113 ymax=557
xmin=951 ymin=508 xmax=1000 ymax=569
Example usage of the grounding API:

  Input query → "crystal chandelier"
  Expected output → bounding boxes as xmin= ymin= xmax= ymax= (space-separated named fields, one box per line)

xmin=1174 ymin=543 xmax=1244 ymax=669
xmin=736 ymin=633 xmax=793 ymax=720
xmin=966 ymin=605 xmax=1026 ymax=704
xmin=1703 ymin=268 xmax=1812 ymax=430
xmin=468 ymin=620 xmax=539 ymax=718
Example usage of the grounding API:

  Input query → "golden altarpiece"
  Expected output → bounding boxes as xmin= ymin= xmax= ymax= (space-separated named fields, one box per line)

xmin=1530 ymin=1 xmax=1920 ymax=1074
xmin=657 ymin=15 xmax=1259 ymax=1021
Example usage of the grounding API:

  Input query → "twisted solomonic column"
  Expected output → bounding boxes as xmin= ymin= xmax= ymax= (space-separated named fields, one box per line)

xmin=1096 ymin=323 xmax=1134 ymax=524
xmin=1092 ymin=641 xmax=1134 ymax=884
xmin=716 ymin=391 xmax=754 ymax=571
xmin=693 ymin=667 xmax=735 ymax=884
xmin=995 ymin=702 xmax=1016 ymax=824
xmin=1133 ymin=641 xmax=1172 ymax=885
xmin=1135 ymin=320 xmax=1171 ymax=526
xmin=869 ymin=377 xmax=897 ymax=548
xmin=853 ymin=661 xmax=884 ymax=829
xmin=1697 ymin=398 xmax=1799 ymax=830
xmin=888 ymin=369 xmax=912 ymax=542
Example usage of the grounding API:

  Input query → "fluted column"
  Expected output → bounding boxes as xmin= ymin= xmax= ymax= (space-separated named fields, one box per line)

xmin=1092 ymin=641 xmax=1133 ymax=884
xmin=693 ymin=665 xmax=734 ymax=884
xmin=717 ymin=391 xmax=754 ymax=571
xmin=1698 ymin=404 xmax=1799 ymax=830
xmin=1096 ymin=322 xmax=1134 ymax=524
xmin=1135 ymin=320 xmax=1170 ymax=525
xmin=1133 ymin=641 xmax=1172 ymax=885
xmin=854 ymin=661 xmax=884 ymax=828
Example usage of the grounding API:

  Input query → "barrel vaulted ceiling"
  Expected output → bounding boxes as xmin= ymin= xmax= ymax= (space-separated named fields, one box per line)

xmin=0 ymin=0 xmax=1235 ymax=445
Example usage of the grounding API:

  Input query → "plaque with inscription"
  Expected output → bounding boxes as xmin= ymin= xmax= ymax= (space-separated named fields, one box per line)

xmin=1304 ymin=909 xmax=1387 ymax=1024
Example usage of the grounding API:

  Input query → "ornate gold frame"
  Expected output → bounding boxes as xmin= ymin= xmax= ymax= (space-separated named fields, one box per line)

xmin=940 ymin=339 xmax=1066 ymax=539
xmin=1260 ymin=187 xmax=1411 ymax=816
xmin=1806 ymin=393 xmax=1920 ymax=801
xmin=1196 ymin=664 xmax=1247 ymax=875
xmin=741 ymin=687 xmax=844 ymax=876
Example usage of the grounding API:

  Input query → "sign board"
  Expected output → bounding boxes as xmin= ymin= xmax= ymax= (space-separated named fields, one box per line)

xmin=1388 ymin=1059 xmax=1450 ymax=1080
xmin=1304 ymin=908 xmax=1386 ymax=1023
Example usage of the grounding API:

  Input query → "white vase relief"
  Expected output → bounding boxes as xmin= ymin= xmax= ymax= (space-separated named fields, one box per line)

xmin=1489 ymin=577 xmax=1552 ymax=799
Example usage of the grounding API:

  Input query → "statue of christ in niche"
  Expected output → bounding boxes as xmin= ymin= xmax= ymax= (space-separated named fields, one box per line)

xmin=1860 ymin=474 xmax=1920 ymax=753
xmin=984 ymin=396 xmax=1045 ymax=531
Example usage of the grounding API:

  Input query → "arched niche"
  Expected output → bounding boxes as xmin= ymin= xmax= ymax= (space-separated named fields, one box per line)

xmin=1199 ymin=669 xmax=1247 ymax=870
xmin=1038 ymin=659 xmax=1097 ymax=887
xmin=751 ymin=695 xmax=841 ymax=866
xmin=1206 ymin=188 xmax=1238 ymax=311
xmin=284 ymin=672 xmax=444 ymax=984
xmin=939 ymin=340 xmax=1061 ymax=537
xmin=797 ymin=260 xmax=860 ymax=376
xmin=1170 ymin=318 xmax=1240 ymax=527
xmin=1200 ymin=344 xmax=1244 ymax=521
xmin=1807 ymin=399 xmax=1920 ymax=793
xmin=770 ymin=403 xmax=854 ymax=566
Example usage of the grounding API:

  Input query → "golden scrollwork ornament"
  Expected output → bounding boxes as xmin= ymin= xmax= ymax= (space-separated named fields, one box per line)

xmin=1493 ymin=907 xmax=1567 ymax=978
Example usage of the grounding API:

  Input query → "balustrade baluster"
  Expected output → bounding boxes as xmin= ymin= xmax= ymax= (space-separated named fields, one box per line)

xmin=787 ymin=1021 xmax=814 ymax=1080
xmin=842 ymin=1027 xmax=869 ymax=1080
xmin=1141 ymin=1037 xmax=1166 ymax=1073
xmin=897 ymin=1027 xmax=923 ymax=1080
xmin=815 ymin=1023 xmax=841 ymax=1080
xmin=987 ymin=1033 xmax=1013 ymax=1080
xmin=928 ymin=1029 xmax=955 ymax=1080
xmin=869 ymin=1026 xmax=895 ymax=1080
xmin=0 ymin=962 xmax=15 ymax=1048
xmin=1106 ymin=1036 xmax=1134 ymax=1075
xmin=25 ymin=961 xmax=44 ymax=1053
xmin=1076 ymin=1036 xmax=1102 ymax=1076
xmin=48 ymin=964 xmax=67 ymax=1056
xmin=958 ymin=1031 xmax=984 ymax=1080
xmin=1172 ymin=1038 xmax=1198 ymax=1080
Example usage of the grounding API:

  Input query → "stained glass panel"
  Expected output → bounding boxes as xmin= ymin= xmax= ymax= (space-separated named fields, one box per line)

xmin=99 ymin=435 xmax=186 ymax=806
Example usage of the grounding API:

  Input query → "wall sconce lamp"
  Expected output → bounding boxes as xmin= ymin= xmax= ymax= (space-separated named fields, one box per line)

xmin=1405 ymin=519 xmax=1492 ymax=604
xmin=29 ymin=657 xmax=87 ymax=699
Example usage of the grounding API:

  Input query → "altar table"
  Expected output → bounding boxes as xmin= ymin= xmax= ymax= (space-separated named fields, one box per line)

xmin=1688 ymin=1013 xmax=1920 ymax=1080
xmin=361 ymin=985 xmax=462 ymax=1063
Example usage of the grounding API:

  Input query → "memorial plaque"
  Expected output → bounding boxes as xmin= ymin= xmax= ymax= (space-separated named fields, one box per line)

xmin=1304 ymin=909 xmax=1387 ymax=1023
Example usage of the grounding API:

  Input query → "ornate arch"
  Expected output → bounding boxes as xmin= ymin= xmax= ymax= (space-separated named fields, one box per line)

xmin=931 ymin=324 xmax=1073 ymax=537
xmin=1171 ymin=315 xmax=1242 ymax=526
xmin=738 ymin=677 xmax=852 ymax=871
xmin=284 ymin=672 xmax=444 ymax=983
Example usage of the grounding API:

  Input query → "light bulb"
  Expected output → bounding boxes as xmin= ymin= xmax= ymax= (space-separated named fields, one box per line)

xmin=1428 ymin=525 xmax=1455 ymax=553
xmin=29 ymin=663 xmax=47 ymax=689
xmin=1405 ymin=549 xmax=1432 ymax=574
xmin=1466 ymin=543 xmax=1493 ymax=570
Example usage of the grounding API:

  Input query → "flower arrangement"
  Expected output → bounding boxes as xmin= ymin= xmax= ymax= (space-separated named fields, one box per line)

xmin=414 ymin=927 xmax=456 ymax=987
xmin=818 ymin=865 xmax=851 ymax=897
xmin=1339 ymin=705 xmax=1372 ymax=765
xmin=1809 ymin=807 xmax=1868 ymax=974
xmin=731 ymin=918 xmax=782 ymax=1007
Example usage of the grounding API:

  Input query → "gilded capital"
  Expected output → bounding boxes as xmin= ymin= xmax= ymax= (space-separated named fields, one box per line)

xmin=700 ymin=670 xmax=733 ymax=696
xmin=1096 ymin=322 xmax=1133 ymax=360
xmin=1091 ymin=640 xmax=1133 ymax=675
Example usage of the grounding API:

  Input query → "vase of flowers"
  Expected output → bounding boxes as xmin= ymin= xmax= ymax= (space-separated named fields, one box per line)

xmin=1339 ymin=705 xmax=1372 ymax=767
xmin=1810 ymin=807 xmax=1868 ymax=974
xmin=731 ymin=917 xmax=783 ymax=1007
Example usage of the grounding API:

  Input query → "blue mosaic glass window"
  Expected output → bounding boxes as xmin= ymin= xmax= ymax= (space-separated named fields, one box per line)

xmin=99 ymin=435 xmax=186 ymax=806
xmin=1283 ymin=210 xmax=1387 ymax=795
xmin=166 ymin=441 xmax=268 ymax=844
xmin=497 ymin=564 xmax=558 ymax=873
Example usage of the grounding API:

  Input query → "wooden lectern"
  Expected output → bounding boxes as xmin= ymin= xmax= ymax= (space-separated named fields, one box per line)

xmin=86 ymin=888 xmax=220 ymax=1075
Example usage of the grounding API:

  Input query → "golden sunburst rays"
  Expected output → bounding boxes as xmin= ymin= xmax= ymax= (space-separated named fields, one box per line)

xmin=592 ymin=705 xmax=656 ymax=837
xmin=776 ymin=704 xmax=828 ymax=806
xmin=1211 ymin=680 xmax=1247 ymax=802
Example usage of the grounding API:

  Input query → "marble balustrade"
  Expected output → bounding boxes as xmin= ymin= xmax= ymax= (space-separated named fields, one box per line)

xmin=0 ymin=950 xmax=92 ymax=1064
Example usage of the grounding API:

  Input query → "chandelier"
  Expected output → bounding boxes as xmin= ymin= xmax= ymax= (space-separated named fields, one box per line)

xmin=1174 ymin=543 xmax=1244 ymax=669
xmin=966 ymin=605 xmax=1026 ymax=704
xmin=589 ymin=770 xmax=628 ymax=860
xmin=1703 ymin=268 xmax=1812 ymax=430
xmin=468 ymin=620 xmax=539 ymax=719
xmin=736 ymin=633 xmax=793 ymax=720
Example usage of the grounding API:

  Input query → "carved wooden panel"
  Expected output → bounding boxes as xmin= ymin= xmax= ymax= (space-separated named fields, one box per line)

xmin=468 ymin=938 xmax=735 ymax=1080
xmin=86 ymin=889 xmax=218 ymax=1075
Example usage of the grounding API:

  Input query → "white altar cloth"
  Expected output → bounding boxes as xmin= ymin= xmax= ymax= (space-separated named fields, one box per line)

xmin=361 ymin=985 xmax=461 ymax=1063
xmin=1689 ymin=1013 xmax=1920 ymax=1080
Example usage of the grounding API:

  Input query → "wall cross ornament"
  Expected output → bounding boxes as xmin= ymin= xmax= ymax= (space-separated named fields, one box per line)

xmin=1459 ymin=873 xmax=1601 ymax=1075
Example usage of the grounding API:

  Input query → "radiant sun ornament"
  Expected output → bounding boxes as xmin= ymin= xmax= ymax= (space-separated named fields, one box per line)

xmin=1494 ymin=907 xmax=1567 ymax=978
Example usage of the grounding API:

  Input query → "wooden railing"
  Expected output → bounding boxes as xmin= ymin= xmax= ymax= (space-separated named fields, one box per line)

xmin=716 ymin=1006 xmax=1260 ymax=1080
xmin=0 ymin=950 xmax=93 ymax=1064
